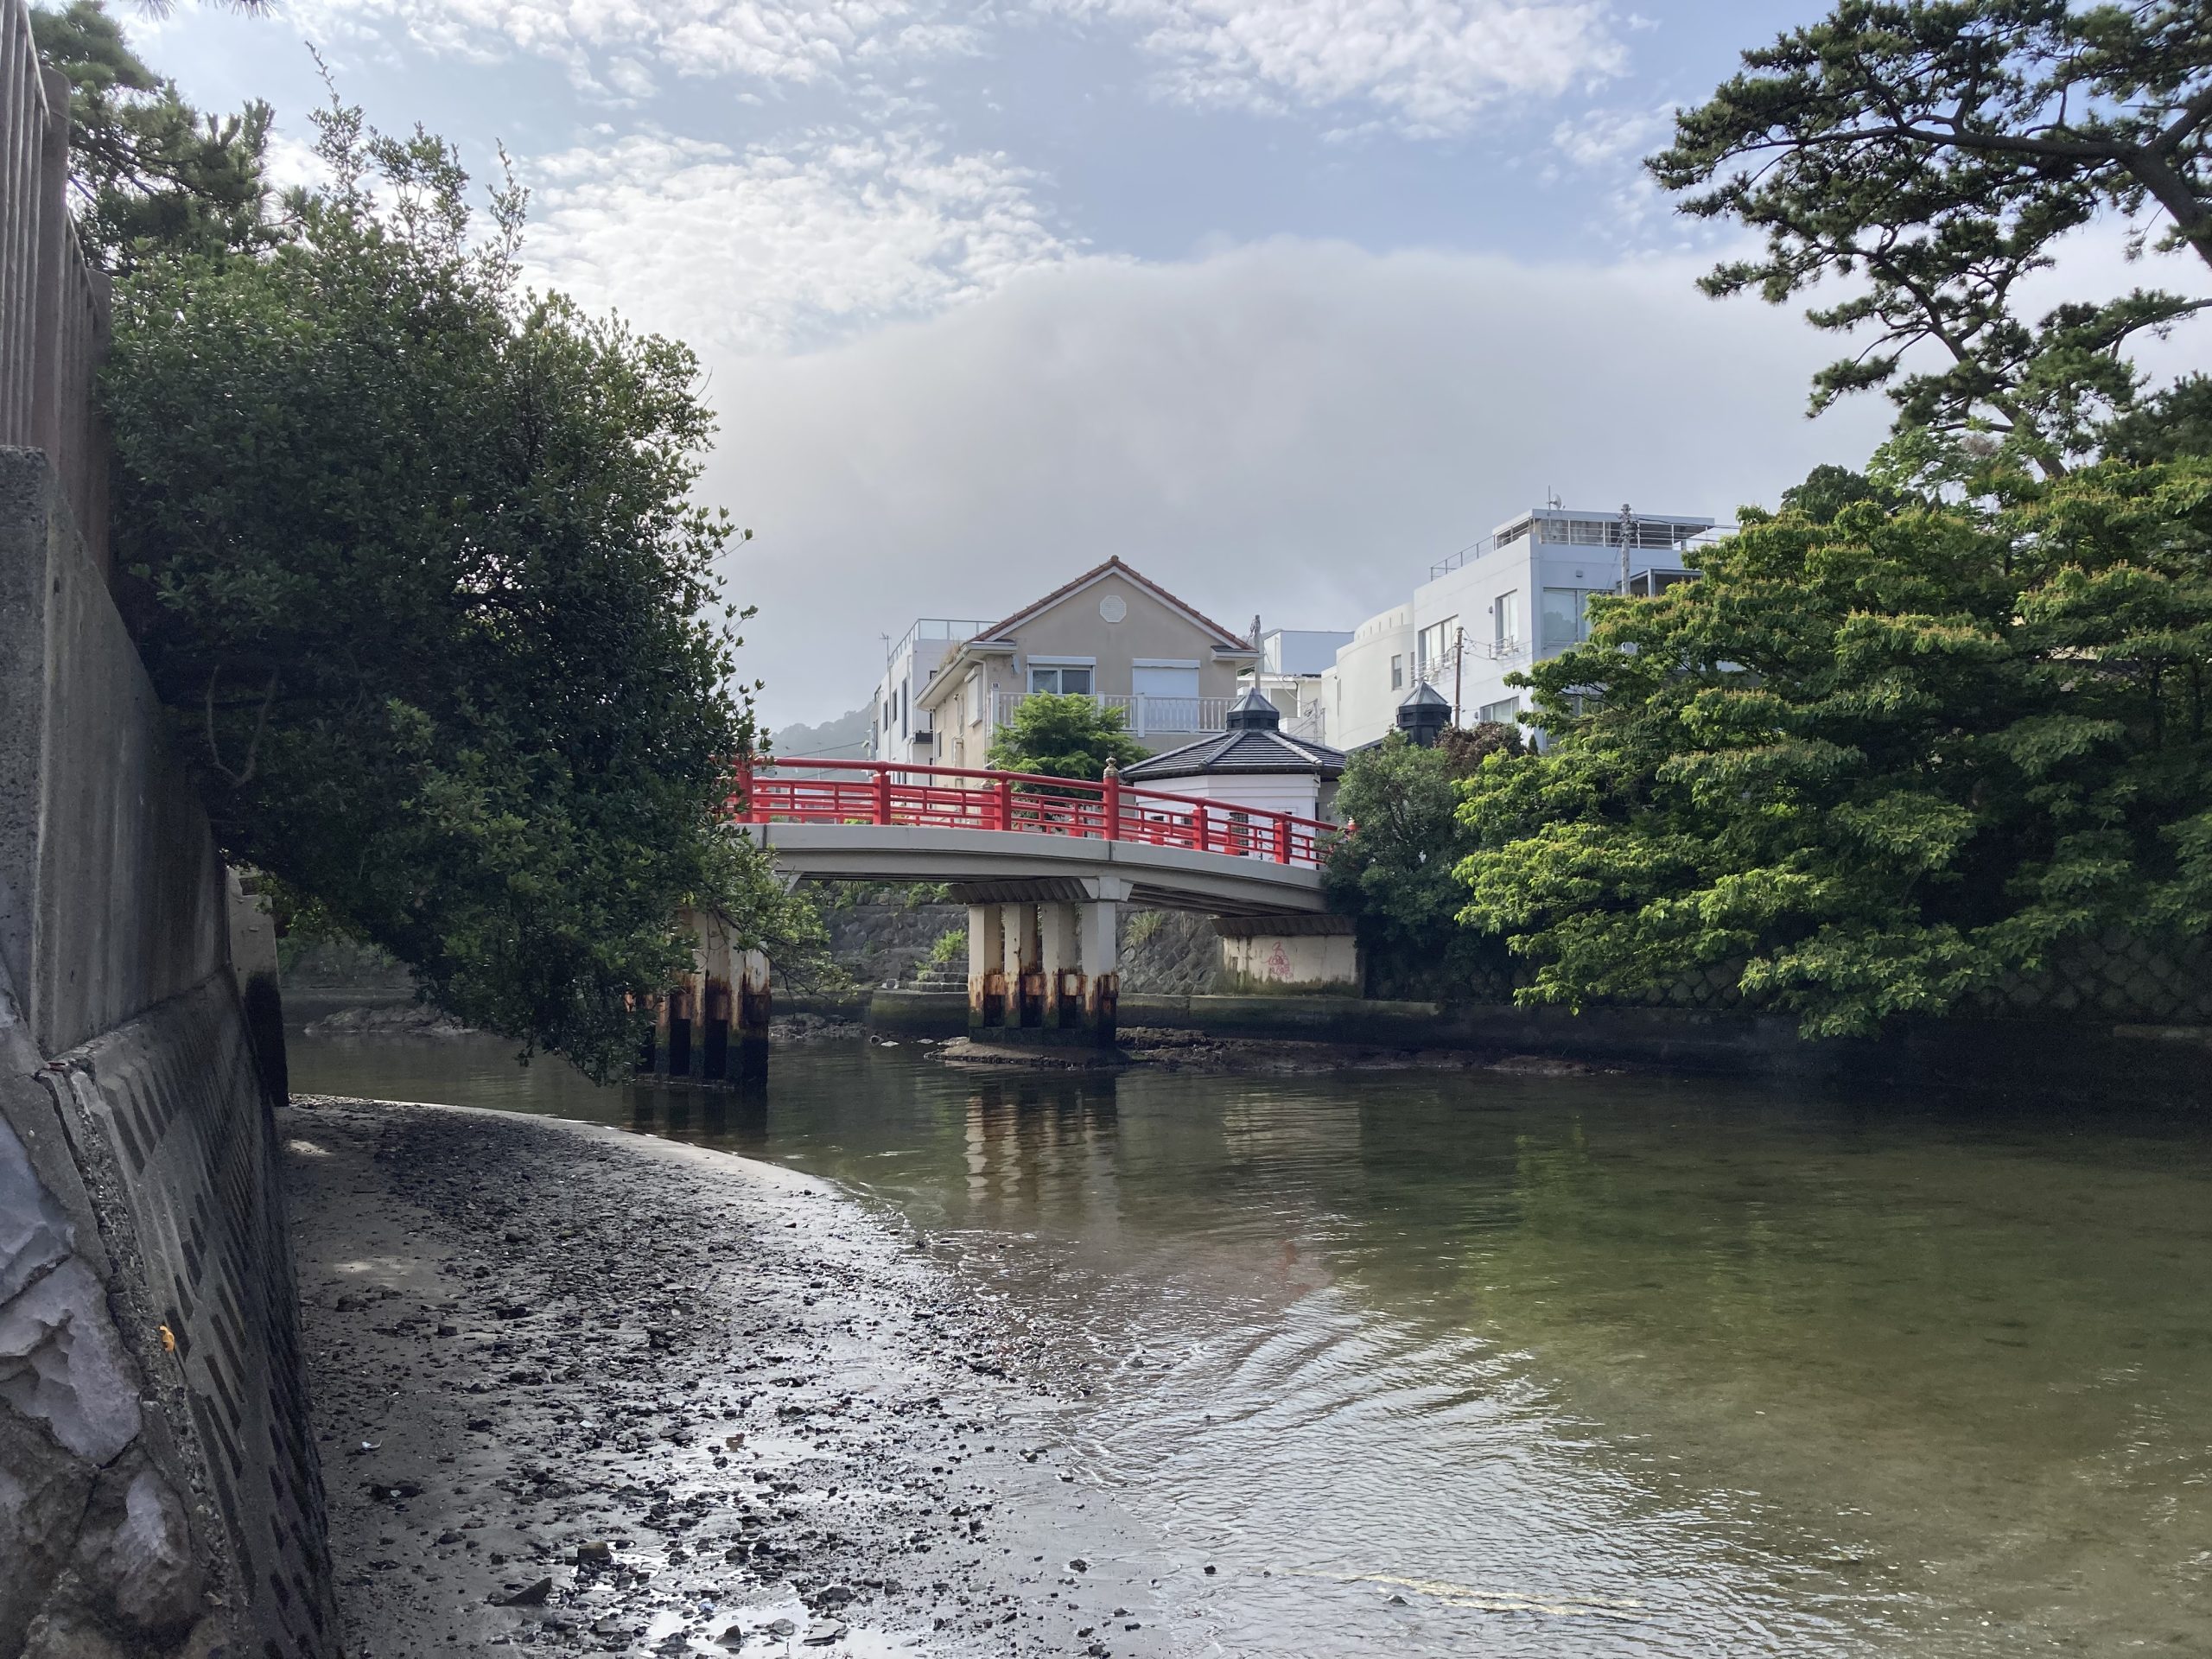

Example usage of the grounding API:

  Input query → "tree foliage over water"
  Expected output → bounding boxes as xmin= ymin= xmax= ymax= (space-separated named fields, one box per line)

xmin=1323 ymin=727 xmax=1522 ymax=995
xmin=105 ymin=97 xmax=818 ymax=1075
xmin=1456 ymin=460 xmax=2212 ymax=1035
xmin=1389 ymin=3 xmax=2212 ymax=1036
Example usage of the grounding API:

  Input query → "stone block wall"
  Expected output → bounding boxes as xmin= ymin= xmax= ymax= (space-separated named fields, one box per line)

xmin=818 ymin=890 xmax=967 ymax=988
xmin=1119 ymin=910 xmax=1219 ymax=995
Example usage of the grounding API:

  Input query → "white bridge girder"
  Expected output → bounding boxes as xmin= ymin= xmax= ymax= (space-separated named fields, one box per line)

xmin=731 ymin=823 xmax=1326 ymax=918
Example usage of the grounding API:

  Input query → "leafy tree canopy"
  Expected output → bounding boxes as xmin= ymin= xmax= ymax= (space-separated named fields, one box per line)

xmin=1322 ymin=726 xmax=1522 ymax=995
xmin=1652 ymin=0 xmax=2212 ymax=480
xmin=106 ymin=99 xmax=821 ymax=1077
xmin=985 ymin=692 xmax=1148 ymax=780
xmin=33 ymin=0 xmax=273 ymax=270
xmin=1457 ymin=458 xmax=2212 ymax=1036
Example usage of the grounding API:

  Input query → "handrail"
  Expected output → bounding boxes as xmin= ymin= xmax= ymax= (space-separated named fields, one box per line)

xmin=728 ymin=755 xmax=1341 ymax=871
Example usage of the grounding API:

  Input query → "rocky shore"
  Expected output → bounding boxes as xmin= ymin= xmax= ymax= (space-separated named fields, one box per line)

xmin=282 ymin=1096 xmax=1181 ymax=1657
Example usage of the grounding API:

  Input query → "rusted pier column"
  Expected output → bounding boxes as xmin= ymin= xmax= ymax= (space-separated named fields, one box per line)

xmin=968 ymin=904 xmax=1007 ymax=1035
xmin=1078 ymin=891 xmax=1120 ymax=1046
xmin=1004 ymin=901 xmax=1043 ymax=1028
xmin=734 ymin=946 xmax=771 ymax=1077
xmin=639 ymin=911 xmax=771 ymax=1087
xmin=1039 ymin=901 xmax=1083 ymax=1033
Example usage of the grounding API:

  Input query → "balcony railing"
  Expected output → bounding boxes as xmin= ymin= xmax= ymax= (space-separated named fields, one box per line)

xmin=993 ymin=690 xmax=1230 ymax=737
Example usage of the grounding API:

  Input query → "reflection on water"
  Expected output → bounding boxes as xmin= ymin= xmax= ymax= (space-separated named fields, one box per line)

xmin=291 ymin=1031 xmax=2212 ymax=1656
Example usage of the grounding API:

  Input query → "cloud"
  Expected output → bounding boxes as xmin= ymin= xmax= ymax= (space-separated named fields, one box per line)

xmin=700 ymin=238 xmax=1892 ymax=728
xmin=524 ymin=128 xmax=1077 ymax=352
xmin=1045 ymin=0 xmax=1627 ymax=137
xmin=1550 ymin=100 xmax=1673 ymax=169
xmin=288 ymin=0 xmax=974 ymax=91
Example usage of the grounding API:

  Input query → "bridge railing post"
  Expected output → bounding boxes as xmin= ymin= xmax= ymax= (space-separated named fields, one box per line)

xmin=873 ymin=765 xmax=892 ymax=825
xmin=1103 ymin=765 xmax=1121 ymax=842
xmin=1274 ymin=812 xmax=1291 ymax=864
xmin=995 ymin=774 xmax=1014 ymax=832
xmin=1193 ymin=804 xmax=1210 ymax=855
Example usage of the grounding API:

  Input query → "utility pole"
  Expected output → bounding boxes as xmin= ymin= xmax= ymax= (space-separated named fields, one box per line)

xmin=1618 ymin=502 xmax=1637 ymax=596
xmin=1452 ymin=625 xmax=1464 ymax=726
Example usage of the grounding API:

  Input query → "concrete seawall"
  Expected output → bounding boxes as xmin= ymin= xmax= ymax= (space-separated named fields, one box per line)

xmin=856 ymin=987 xmax=2212 ymax=1105
xmin=1 ymin=448 xmax=336 ymax=1657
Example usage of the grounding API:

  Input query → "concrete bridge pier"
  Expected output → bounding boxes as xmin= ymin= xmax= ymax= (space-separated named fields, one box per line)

xmin=966 ymin=877 xmax=1126 ymax=1046
xmin=642 ymin=911 xmax=769 ymax=1086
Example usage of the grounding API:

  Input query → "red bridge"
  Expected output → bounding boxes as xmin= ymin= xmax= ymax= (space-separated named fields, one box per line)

xmin=730 ymin=757 xmax=1335 ymax=870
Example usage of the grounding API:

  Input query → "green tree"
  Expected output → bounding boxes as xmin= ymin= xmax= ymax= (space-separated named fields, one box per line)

xmin=105 ymin=99 xmax=822 ymax=1076
xmin=1651 ymin=0 xmax=2212 ymax=477
xmin=985 ymin=692 xmax=1147 ymax=780
xmin=2101 ymin=372 xmax=2212 ymax=464
xmin=33 ymin=0 xmax=273 ymax=270
xmin=1322 ymin=729 xmax=1519 ymax=997
xmin=1456 ymin=460 xmax=2212 ymax=1036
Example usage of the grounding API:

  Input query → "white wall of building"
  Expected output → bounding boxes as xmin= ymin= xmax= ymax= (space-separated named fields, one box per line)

xmin=868 ymin=619 xmax=990 ymax=763
xmin=1320 ymin=603 xmax=1415 ymax=753
xmin=1136 ymin=768 xmax=1335 ymax=823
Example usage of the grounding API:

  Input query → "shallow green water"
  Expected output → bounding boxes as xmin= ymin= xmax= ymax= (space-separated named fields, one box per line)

xmin=291 ymin=1031 xmax=2212 ymax=1656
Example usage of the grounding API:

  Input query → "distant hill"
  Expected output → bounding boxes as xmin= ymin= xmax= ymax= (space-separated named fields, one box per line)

xmin=766 ymin=704 xmax=872 ymax=760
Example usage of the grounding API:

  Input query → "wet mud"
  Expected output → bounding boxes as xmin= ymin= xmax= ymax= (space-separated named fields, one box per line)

xmin=282 ymin=1096 xmax=1179 ymax=1657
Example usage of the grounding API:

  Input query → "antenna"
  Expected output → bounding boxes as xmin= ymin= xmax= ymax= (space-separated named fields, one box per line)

xmin=1618 ymin=502 xmax=1637 ymax=595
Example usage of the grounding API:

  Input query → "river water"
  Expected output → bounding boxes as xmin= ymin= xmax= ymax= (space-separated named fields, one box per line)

xmin=290 ymin=1030 xmax=2212 ymax=1657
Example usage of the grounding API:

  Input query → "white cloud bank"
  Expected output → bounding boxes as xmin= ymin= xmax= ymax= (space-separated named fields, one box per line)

xmin=525 ymin=130 xmax=1076 ymax=352
xmin=289 ymin=0 xmax=1624 ymax=134
xmin=1049 ymin=0 xmax=1624 ymax=135
xmin=701 ymin=238 xmax=1894 ymax=728
xmin=290 ymin=0 xmax=979 ymax=92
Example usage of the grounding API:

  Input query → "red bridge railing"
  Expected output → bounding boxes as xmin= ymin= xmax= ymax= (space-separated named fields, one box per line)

xmin=729 ymin=757 xmax=1338 ymax=871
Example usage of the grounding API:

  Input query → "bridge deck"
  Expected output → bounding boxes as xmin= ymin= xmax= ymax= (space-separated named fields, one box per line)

xmin=735 ymin=822 xmax=1327 ymax=917
xmin=733 ymin=758 xmax=1338 ymax=917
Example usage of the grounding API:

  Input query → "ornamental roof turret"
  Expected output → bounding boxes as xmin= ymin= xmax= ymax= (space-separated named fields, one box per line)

xmin=1119 ymin=692 xmax=1346 ymax=783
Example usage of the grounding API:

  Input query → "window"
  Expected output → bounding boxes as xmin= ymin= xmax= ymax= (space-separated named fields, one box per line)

xmin=1417 ymin=619 xmax=1457 ymax=674
xmin=899 ymin=683 xmax=908 ymax=739
xmin=1389 ymin=653 xmax=1403 ymax=690
xmin=964 ymin=670 xmax=982 ymax=726
xmin=1478 ymin=696 xmax=1518 ymax=725
xmin=1541 ymin=588 xmax=1592 ymax=650
xmin=1134 ymin=664 xmax=1199 ymax=721
xmin=1494 ymin=591 xmax=1520 ymax=651
xmin=1028 ymin=664 xmax=1094 ymax=696
xmin=1133 ymin=664 xmax=1199 ymax=697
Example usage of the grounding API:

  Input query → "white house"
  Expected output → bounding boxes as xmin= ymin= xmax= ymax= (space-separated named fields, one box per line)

xmin=1118 ymin=686 xmax=1348 ymax=822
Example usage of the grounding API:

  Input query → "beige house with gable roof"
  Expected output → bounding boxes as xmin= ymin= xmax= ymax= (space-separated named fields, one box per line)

xmin=914 ymin=556 xmax=1259 ymax=771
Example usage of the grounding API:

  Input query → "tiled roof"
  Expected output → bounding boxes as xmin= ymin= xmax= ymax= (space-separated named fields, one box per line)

xmin=975 ymin=556 xmax=1254 ymax=652
xmin=1121 ymin=728 xmax=1347 ymax=781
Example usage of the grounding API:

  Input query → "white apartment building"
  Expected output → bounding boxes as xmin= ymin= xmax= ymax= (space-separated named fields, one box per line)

xmin=1324 ymin=505 xmax=1715 ymax=751
xmin=867 ymin=617 xmax=993 ymax=765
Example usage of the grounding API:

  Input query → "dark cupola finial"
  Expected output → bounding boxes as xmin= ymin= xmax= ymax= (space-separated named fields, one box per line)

xmin=1226 ymin=686 xmax=1281 ymax=732
xmin=1395 ymin=681 xmax=1451 ymax=747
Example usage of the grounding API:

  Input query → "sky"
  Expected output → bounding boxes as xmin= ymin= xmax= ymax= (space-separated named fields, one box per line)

xmin=143 ymin=0 xmax=2212 ymax=730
